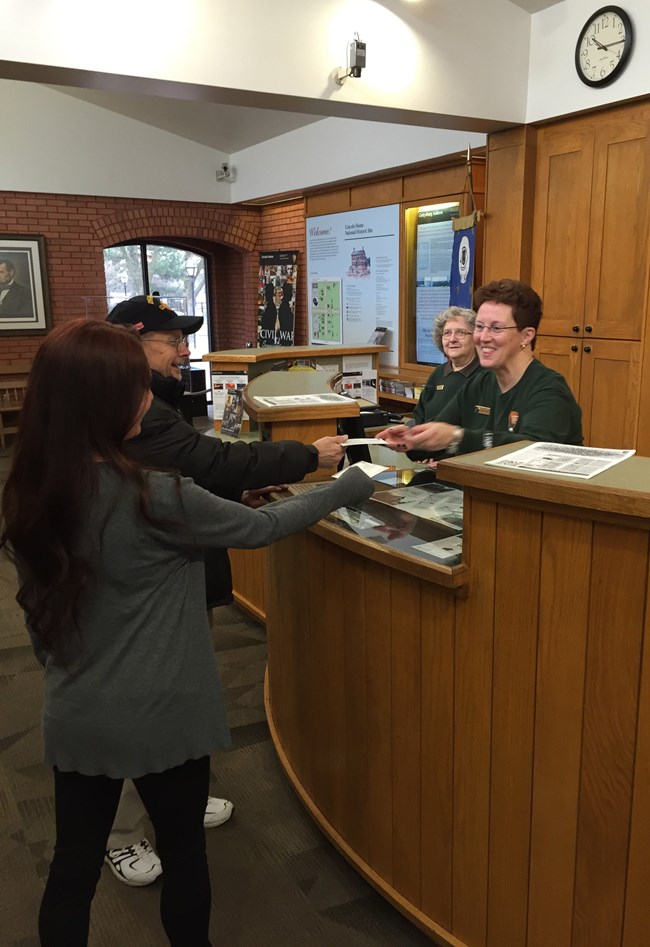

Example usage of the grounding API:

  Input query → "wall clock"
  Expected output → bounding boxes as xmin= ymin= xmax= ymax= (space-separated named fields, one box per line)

xmin=575 ymin=6 xmax=633 ymax=87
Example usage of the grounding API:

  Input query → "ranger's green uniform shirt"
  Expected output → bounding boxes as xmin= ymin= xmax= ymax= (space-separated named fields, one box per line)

xmin=408 ymin=357 xmax=483 ymax=461
xmin=435 ymin=357 xmax=583 ymax=455
xmin=411 ymin=356 xmax=483 ymax=425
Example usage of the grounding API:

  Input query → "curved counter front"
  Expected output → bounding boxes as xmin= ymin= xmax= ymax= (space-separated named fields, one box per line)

xmin=264 ymin=448 xmax=650 ymax=947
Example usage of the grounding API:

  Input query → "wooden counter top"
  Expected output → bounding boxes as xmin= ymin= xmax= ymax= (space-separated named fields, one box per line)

xmin=203 ymin=344 xmax=388 ymax=364
xmin=438 ymin=442 xmax=650 ymax=526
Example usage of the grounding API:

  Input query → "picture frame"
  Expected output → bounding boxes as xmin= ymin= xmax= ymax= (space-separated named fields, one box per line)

xmin=0 ymin=234 xmax=51 ymax=335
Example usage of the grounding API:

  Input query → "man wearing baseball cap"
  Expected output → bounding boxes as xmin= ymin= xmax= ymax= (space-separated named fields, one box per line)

xmin=104 ymin=295 xmax=347 ymax=885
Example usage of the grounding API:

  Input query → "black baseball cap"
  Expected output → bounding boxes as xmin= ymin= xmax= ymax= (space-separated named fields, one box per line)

xmin=107 ymin=295 xmax=203 ymax=335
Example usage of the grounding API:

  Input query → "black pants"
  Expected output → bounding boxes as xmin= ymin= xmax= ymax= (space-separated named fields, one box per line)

xmin=39 ymin=756 xmax=212 ymax=947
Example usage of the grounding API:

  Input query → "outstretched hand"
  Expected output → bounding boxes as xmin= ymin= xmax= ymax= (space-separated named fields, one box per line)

xmin=312 ymin=435 xmax=348 ymax=468
xmin=240 ymin=485 xmax=287 ymax=508
xmin=375 ymin=424 xmax=412 ymax=452
xmin=377 ymin=422 xmax=458 ymax=452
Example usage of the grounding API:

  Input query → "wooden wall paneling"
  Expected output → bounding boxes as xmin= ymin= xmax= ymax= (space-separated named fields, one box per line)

xmin=584 ymin=121 xmax=650 ymax=341
xmin=230 ymin=547 xmax=266 ymax=621
xmin=531 ymin=128 xmax=594 ymax=336
xmin=487 ymin=506 xmax=542 ymax=947
xmin=363 ymin=560 xmax=395 ymax=884
xmin=621 ymin=553 xmax=650 ymax=946
xmin=420 ymin=583 xmax=455 ymax=931
xmin=338 ymin=552 xmax=370 ymax=859
xmin=403 ymin=166 xmax=466 ymax=203
xmin=452 ymin=494 xmax=497 ymax=947
xmin=527 ymin=514 xmax=592 ymax=947
xmin=572 ymin=523 xmax=649 ymax=947
xmin=633 ymin=227 xmax=650 ymax=455
xmin=267 ymin=533 xmax=315 ymax=789
xmin=350 ymin=178 xmax=403 ymax=209
xmin=483 ymin=126 xmax=537 ymax=284
xmin=390 ymin=571 xmax=423 ymax=908
xmin=578 ymin=339 xmax=641 ymax=448
xmin=305 ymin=188 xmax=351 ymax=217
xmin=312 ymin=539 xmax=348 ymax=829
xmin=297 ymin=532 xmax=328 ymax=801
xmin=534 ymin=336 xmax=582 ymax=398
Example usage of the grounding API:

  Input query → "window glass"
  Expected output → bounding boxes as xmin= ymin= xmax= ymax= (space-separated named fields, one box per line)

xmin=104 ymin=245 xmax=145 ymax=308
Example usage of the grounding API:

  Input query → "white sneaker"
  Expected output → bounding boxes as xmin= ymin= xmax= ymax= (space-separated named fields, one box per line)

xmin=104 ymin=838 xmax=162 ymax=886
xmin=204 ymin=796 xmax=234 ymax=828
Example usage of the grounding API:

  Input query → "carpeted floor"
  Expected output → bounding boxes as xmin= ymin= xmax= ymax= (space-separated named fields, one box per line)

xmin=0 ymin=446 xmax=431 ymax=946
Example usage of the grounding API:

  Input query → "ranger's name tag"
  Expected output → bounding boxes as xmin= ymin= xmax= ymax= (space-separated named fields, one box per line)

xmin=475 ymin=404 xmax=491 ymax=416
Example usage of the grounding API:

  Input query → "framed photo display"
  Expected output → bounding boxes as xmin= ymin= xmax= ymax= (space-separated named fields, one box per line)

xmin=0 ymin=234 xmax=51 ymax=335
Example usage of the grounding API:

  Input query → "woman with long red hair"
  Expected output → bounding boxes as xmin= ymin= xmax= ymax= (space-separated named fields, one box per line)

xmin=1 ymin=319 xmax=372 ymax=946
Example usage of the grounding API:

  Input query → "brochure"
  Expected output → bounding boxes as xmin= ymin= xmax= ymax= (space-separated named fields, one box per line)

xmin=220 ymin=389 xmax=244 ymax=437
xmin=255 ymin=393 xmax=351 ymax=407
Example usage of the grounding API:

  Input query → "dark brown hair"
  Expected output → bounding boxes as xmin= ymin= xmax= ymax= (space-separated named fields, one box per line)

xmin=0 ymin=319 xmax=152 ymax=660
xmin=473 ymin=279 xmax=542 ymax=350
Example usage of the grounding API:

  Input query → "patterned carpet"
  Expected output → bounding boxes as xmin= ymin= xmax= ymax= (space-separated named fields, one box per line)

xmin=0 ymin=448 xmax=431 ymax=946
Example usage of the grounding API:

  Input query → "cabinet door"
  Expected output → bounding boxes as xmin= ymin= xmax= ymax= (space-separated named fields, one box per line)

xmin=584 ymin=121 xmax=650 ymax=341
xmin=534 ymin=336 xmax=582 ymax=400
xmin=579 ymin=340 xmax=641 ymax=448
xmin=531 ymin=128 xmax=594 ymax=337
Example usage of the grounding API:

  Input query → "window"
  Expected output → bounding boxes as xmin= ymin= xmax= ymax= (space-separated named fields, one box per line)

xmin=104 ymin=243 xmax=212 ymax=394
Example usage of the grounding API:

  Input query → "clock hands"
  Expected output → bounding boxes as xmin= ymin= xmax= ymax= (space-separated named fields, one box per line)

xmin=590 ymin=36 xmax=609 ymax=51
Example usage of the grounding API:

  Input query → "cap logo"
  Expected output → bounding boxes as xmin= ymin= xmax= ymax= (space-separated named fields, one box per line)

xmin=146 ymin=295 xmax=174 ymax=312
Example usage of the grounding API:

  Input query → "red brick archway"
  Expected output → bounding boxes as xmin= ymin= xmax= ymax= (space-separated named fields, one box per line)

xmin=91 ymin=205 xmax=260 ymax=251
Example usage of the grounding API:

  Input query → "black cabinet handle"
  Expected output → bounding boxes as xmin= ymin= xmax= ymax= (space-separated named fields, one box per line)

xmin=584 ymin=345 xmax=592 ymax=353
xmin=571 ymin=345 xmax=579 ymax=352
xmin=585 ymin=325 xmax=593 ymax=332
xmin=572 ymin=325 xmax=580 ymax=333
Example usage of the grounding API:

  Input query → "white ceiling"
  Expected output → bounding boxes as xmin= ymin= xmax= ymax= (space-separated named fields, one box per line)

xmin=47 ymin=0 xmax=564 ymax=157
xmin=50 ymin=85 xmax=324 ymax=154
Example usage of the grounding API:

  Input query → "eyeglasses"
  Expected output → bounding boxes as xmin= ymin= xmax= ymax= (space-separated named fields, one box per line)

xmin=142 ymin=335 xmax=189 ymax=350
xmin=441 ymin=328 xmax=473 ymax=339
xmin=473 ymin=323 xmax=519 ymax=336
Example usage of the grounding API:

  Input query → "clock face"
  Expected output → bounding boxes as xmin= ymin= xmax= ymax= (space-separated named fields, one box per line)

xmin=575 ymin=6 xmax=633 ymax=87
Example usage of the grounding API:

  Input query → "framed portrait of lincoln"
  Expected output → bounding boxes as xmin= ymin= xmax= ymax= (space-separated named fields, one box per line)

xmin=0 ymin=234 xmax=51 ymax=335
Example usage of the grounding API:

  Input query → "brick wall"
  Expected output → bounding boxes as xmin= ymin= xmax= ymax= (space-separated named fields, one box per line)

xmin=0 ymin=192 xmax=308 ymax=361
xmin=0 ymin=191 xmax=270 ymax=361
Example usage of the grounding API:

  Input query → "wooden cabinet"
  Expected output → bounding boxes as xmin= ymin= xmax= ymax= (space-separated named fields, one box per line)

xmin=534 ymin=336 xmax=582 ymax=398
xmin=536 ymin=337 xmax=641 ymax=448
xmin=527 ymin=103 xmax=650 ymax=450
xmin=532 ymin=114 xmax=650 ymax=342
xmin=531 ymin=127 xmax=594 ymax=338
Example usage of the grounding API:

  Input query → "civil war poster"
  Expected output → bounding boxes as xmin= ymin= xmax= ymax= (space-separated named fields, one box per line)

xmin=257 ymin=250 xmax=299 ymax=347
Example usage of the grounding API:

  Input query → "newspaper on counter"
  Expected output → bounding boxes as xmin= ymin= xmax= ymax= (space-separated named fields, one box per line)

xmin=485 ymin=442 xmax=635 ymax=479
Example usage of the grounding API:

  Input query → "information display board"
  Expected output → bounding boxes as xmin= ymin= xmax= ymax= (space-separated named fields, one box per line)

xmin=415 ymin=202 xmax=459 ymax=364
xmin=306 ymin=205 xmax=399 ymax=367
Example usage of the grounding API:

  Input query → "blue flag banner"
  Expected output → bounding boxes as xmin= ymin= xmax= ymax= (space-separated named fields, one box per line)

xmin=449 ymin=224 xmax=476 ymax=309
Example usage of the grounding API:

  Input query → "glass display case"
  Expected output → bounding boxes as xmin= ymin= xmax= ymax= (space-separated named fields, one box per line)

xmin=325 ymin=470 xmax=464 ymax=567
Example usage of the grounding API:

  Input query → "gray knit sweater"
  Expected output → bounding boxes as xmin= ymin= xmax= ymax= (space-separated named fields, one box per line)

xmin=31 ymin=465 xmax=373 ymax=778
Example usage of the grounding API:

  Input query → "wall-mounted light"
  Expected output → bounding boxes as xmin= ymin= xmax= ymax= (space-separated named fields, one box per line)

xmin=335 ymin=32 xmax=366 ymax=85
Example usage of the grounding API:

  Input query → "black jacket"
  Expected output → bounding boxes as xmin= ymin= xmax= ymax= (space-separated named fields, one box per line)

xmin=126 ymin=372 xmax=319 ymax=606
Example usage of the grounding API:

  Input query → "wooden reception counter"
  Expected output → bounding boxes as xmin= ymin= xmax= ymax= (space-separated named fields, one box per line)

xmin=263 ymin=445 xmax=650 ymax=947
